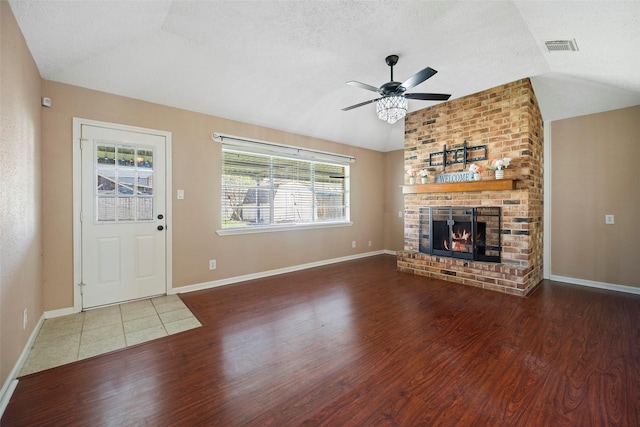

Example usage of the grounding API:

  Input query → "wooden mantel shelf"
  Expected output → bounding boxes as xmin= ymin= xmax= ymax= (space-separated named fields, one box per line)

xmin=402 ymin=178 xmax=517 ymax=194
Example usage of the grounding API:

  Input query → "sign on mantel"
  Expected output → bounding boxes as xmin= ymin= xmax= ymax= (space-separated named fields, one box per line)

xmin=434 ymin=171 xmax=475 ymax=183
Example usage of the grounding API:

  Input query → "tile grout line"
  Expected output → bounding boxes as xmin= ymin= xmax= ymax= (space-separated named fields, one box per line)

xmin=155 ymin=304 xmax=169 ymax=335
xmin=73 ymin=313 xmax=84 ymax=363
xmin=120 ymin=304 xmax=129 ymax=347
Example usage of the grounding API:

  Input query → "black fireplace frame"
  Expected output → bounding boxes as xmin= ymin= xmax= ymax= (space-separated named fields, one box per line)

xmin=419 ymin=206 xmax=501 ymax=263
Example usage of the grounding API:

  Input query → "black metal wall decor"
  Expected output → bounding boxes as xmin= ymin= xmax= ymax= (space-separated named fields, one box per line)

xmin=429 ymin=141 xmax=487 ymax=171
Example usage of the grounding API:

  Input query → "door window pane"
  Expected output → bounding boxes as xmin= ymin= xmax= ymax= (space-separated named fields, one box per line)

xmin=94 ymin=143 xmax=155 ymax=222
xmin=97 ymin=169 xmax=116 ymax=195
xmin=97 ymin=197 xmax=116 ymax=222
xmin=137 ymin=198 xmax=153 ymax=220
xmin=117 ymin=147 xmax=135 ymax=167
xmin=137 ymin=171 xmax=153 ymax=196
xmin=97 ymin=145 xmax=116 ymax=165
xmin=117 ymin=197 xmax=135 ymax=221
xmin=118 ymin=170 xmax=135 ymax=195
xmin=137 ymin=149 xmax=153 ymax=168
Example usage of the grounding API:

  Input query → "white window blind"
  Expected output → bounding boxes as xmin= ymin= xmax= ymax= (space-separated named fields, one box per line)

xmin=215 ymin=133 xmax=352 ymax=232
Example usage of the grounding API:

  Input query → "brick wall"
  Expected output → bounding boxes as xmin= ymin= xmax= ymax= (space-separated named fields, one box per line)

xmin=397 ymin=78 xmax=543 ymax=296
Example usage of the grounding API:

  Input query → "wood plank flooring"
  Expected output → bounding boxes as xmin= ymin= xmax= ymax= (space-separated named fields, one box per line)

xmin=3 ymin=255 xmax=640 ymax=426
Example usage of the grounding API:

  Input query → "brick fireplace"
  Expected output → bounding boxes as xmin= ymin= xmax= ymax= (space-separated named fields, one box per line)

xmin=397 ymin=78 xmax=543 ymax=296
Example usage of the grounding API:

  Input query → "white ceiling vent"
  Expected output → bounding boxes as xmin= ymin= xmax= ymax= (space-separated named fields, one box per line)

xmin=545 ymin=39 xmax=579 ymax=52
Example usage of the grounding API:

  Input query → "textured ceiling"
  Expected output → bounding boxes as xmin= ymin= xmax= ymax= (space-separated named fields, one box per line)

xmin=8 ymin=0 xmax=640 ymax=151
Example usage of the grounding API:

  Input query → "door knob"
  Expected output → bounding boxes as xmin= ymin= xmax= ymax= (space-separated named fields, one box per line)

xmin=157 ymin=214 xmax=164 ymax=220
xmin=157 ymin=225 xmax=164 ymax=231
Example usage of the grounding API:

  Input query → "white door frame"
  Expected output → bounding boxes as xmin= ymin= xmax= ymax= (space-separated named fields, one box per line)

xmin=72 ymin=118 xmax=173 ymax=313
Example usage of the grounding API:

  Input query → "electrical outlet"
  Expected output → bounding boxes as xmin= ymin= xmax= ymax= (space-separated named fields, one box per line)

xmin=368 ymin=240 xmax=372 ymax=247
xmin=352 ymin=240 xmax=356 ymax=248
xmin=209 ymin=259 xmax=216 ymax=270
xmin=398 ymin=211 xmax=403 ymax=218
xmin=23 ymin=308 xmax=27 ymax=330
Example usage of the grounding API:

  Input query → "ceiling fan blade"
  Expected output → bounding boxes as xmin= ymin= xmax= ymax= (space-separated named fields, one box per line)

xmin=402 ymin=67 xmax=437 ymax=90
xmin=341 ymin=97 xmax=381 ymax=111
xmin=346 ymin=81 xmax=380 ymax=93
xmin=405 ymin=93 xmax=451 ymax=101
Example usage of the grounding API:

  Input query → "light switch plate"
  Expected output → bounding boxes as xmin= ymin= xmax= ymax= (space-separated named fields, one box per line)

xmin=605 ymin=214 xmax=614 ymax=224
xmin=177 ymin=189 xmax=184 ymax=200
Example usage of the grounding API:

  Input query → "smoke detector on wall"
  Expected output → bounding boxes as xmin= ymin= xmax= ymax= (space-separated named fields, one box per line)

xmin=544 ymin=39 xmax=579 ymax=52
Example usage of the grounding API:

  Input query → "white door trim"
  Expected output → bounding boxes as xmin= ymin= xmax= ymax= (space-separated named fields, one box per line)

xmin=72 ymin=118 xmax=173 ymax=313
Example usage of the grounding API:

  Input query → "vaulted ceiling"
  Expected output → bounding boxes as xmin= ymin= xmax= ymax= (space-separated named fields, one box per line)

xmin=9 ymin=1 xmax=640 ymax=151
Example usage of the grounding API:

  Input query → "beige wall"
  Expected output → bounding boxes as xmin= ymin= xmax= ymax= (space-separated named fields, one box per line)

xmin=383 ymin=150 xmax=404 ymax=251
xmin=41 ymin=80 xmax=388 ymax=310
xmin=0 ymin=0 xmax=43 ymax=386
xmin=551 ymin=105 xmax=640 ymax=288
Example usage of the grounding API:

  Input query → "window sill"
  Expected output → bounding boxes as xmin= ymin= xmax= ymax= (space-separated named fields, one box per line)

xmin=216 ymin=221 xmax=353 ymax=236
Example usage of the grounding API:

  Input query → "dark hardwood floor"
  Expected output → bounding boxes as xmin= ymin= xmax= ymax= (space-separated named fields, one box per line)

xmin=3 ymin=255 xmax=640 ymax=426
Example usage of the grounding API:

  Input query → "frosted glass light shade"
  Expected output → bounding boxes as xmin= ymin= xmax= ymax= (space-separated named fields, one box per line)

xmin=376 ymin=96 xmax=407 ymax=124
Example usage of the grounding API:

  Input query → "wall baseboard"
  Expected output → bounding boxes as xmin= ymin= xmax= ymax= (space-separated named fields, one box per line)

xmin=550 ymin=275 xmax=640 ymax=295
xmin=0 ymin=313 xmax=45 ymax=418
xmin=172 ymin=250 xmax=388 ymax=295
xmin=38 ymin=252 xmax=396 ymax=317
xmin=45 ymin=306 xmax=75 ymax=319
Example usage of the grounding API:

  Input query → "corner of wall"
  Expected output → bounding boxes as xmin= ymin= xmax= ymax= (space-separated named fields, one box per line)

xmin=0 ymin=0 xmax=45 ymax=394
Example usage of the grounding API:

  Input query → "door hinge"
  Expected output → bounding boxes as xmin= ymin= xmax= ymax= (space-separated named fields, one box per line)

xmin=78 ymin=282 xmax=86 ymax=295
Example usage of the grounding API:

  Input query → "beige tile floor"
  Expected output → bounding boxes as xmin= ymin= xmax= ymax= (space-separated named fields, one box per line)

xmin=20 ymin=294 xmax=201 ymax=376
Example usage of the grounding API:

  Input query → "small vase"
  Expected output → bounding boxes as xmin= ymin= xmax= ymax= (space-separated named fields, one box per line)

xmin=409 ymin=176 xmax=416 ymax=185
xmin=495 ymin=169 xmax=504 ymax=179
xmin=421 ymin=176 xmax=428 ymax=184
xmin=473 ymin=173 xmax=481 ymax=181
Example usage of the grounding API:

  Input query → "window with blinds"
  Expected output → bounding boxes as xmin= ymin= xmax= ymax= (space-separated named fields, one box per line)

xmin=221 ymin=148 xmax=350 ymax=231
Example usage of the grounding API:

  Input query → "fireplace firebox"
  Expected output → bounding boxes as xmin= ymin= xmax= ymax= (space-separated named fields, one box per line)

xmin=419 ymin=206 xmax=501 ymax=262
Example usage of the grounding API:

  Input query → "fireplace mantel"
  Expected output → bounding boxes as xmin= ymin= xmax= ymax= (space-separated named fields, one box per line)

xmin=402 ymin=178 xmax=516 ymax=194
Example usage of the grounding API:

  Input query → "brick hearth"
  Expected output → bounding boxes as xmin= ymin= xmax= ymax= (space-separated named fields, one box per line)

xmin=397 ymin=78 xmax=543 ymax=296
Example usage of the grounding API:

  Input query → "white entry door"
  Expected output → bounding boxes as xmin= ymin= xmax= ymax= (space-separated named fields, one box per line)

xmin=81 ymin=124 xmax=167 ymax=309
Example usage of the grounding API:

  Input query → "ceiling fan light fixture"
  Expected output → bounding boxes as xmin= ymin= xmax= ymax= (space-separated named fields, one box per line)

xmin=376 ymin=96 xmax=407 ymax=124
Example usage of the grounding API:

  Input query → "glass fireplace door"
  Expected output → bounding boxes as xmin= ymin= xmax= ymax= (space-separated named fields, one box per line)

xmin=419 ymin=206 xmax=500 ymax=262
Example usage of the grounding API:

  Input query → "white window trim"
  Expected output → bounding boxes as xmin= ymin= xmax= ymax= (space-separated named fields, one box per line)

xmin=216 ymin=220 xmax=353 ymax=236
